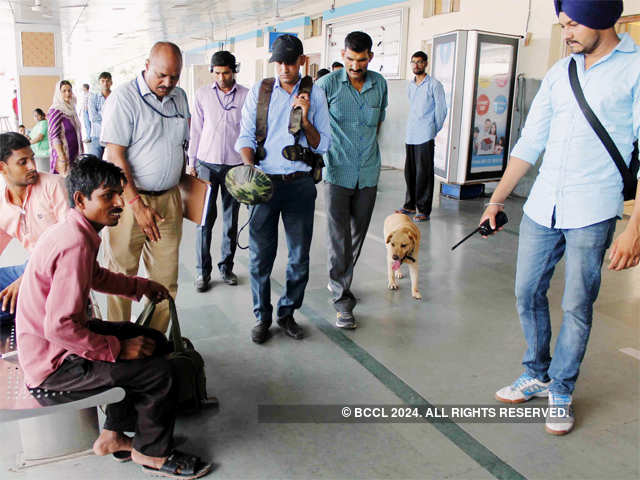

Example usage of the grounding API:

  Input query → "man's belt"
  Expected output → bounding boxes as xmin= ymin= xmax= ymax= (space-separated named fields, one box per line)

xmin=267 ymin=171 xmax=311 ymax=182
xmin=138 ymin=188 xmax=170 ymax=197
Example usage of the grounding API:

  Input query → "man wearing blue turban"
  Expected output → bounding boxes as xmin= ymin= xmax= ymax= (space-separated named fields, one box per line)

xmin=481 ymin=0 xmax=640 ymax=435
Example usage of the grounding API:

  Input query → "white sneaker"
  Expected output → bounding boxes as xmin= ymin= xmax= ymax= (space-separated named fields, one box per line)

xmin=495 ymin=373 xmax=550 ymax=403
xmin=545 ymin=392 xmax=574 ymax=435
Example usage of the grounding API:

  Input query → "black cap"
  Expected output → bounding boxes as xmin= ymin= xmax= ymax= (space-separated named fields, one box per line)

xmin=269 ymin=34 xmax=303 ymax=63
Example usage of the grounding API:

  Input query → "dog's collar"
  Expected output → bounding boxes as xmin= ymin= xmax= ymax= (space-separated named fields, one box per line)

xmin=402 ymin=250 xmax=416 ymax=263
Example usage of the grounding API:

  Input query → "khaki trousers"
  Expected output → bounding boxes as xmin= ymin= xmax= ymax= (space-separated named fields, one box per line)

xmin=105 ymin=187 xmax=182 ymax=332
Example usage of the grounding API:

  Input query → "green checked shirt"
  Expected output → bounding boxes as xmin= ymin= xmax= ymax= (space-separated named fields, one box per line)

xmin=316 ymin=68 xmax=388 ymax=189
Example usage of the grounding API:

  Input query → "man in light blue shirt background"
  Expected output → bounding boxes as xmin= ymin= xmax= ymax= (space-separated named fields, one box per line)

xmin=481 ymin=0 xmax=640 ymax=436
xmin=236 ymin=34 xmax=331 ymax=345
xmin=398 ymin=51 xmax=447 ymax=222
xmin=87 ymin=71 xmax=111 ymax=159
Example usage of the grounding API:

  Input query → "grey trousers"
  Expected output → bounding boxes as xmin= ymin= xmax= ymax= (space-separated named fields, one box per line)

xmin=325 ymin=182 xmax=377 ymax=314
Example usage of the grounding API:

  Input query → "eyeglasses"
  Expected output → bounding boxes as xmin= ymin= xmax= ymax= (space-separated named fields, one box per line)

xmin=410 ymin=60 xmax=426 ymax=66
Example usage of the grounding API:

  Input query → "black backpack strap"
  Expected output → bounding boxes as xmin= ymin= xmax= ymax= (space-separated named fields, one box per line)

xmin=568 ymin=58 xmax=636 ymax=198
xmin=256 ymin=78 xmax=275 ymax=147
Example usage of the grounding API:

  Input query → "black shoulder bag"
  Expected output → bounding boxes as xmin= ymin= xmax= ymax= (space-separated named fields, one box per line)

xmin=568 ymin=58 xmax=639 ymax=201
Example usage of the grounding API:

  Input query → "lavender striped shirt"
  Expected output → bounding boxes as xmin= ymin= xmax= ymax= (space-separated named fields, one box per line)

xmin=188 ymin=82 xmax=248 ymax=167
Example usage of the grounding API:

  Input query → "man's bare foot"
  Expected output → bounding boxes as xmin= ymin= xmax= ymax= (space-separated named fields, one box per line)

xmin=92 ymin=430 xmax=133 ymax=456
xmin=131 ymin=448 xmax=167 ymax=469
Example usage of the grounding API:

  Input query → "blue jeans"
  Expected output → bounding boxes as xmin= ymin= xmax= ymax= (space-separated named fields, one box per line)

xmin=87 ymin=136 xmax=104 ymax=159
xmin=0 ymin=262 xmax=27 ymax=323
xmin=249 ymin=175 xmax=316 ymax=324
xmin=515 ymin=214 xmax=616 ymax=394
xmin=195 ymin=162 xmax=240 ymax=279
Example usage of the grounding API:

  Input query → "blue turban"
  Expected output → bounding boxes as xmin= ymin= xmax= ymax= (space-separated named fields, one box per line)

xmin=554 ymin=0 xmax=623 ymax=30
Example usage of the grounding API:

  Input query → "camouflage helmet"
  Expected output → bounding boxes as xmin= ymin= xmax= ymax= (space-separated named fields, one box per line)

xmin=225 ymin=165 xmax=273 ymax=205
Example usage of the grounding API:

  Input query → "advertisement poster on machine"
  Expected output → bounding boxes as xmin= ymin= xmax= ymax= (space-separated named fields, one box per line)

xmin=470 ymin=43 xmax=514 ymax=173
xmin=433 ymin=39 xmax=455 ymax=174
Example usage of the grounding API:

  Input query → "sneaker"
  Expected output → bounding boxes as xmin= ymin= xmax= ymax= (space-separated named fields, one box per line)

xmin=195 ymin=275 xmax=210 ymax=292
xmin=545 ymin=392 xmax=574 ymax=435
xmin=336 ymin=311 xmax=357 ymax=329
xmin=495 ymin=373 xmax=550 ymax=403
xmin=220 ymin=271 xmax=238 ymax=286
xmin=277 ymin=315 xmax=304 ymax=339
xmin=251 ymin=322 xmax=271 ymax=344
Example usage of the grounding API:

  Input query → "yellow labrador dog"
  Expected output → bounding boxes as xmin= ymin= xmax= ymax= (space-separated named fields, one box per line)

xmin=384 ymin=213 xmax=421 ymax=299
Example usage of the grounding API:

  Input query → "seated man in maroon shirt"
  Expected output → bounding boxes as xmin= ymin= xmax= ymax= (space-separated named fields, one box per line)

xmin=15 ymin=155 xmax=212 ymax=479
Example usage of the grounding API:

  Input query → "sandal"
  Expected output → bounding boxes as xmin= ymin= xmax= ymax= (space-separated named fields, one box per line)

xmin=142 ymin=450 xmax=213 ymax=479
xmin=112 ymin=450 xmax=132 ymax=463
xmin=395 ymin=208 xmax=416 ymax=215
xmin=414 ymin=213 xmax=429 ymax=222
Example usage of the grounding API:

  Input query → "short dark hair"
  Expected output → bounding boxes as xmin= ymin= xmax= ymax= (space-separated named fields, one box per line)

xmin=0 ymin=132 xmax=30 ymax=163
xmin=34 ymin=108 xmax=46 ymax=118
xmin=98 ymin=72 xmax=112 ymax=80
xmin=18 ymin=125 xmax=26 ymax=129
xmin=411 ymin=51 xmax=428 ymax=63
xmin=66 ymin=155 xmax=127 ymax=208
xmin=344 ymin=32 xmax=372 ymax=53
xmin=210 ymin=51 xmax=237 ymax=72
xmin=331 ymin=61 xmax=343 ymax=69
xmin=82 ymin=83 xmax=90 ymax=89
xmin=316 ymin=68 xmax=330 ymax=79
xmin=60 ymin=80 xmax=72 ymax=89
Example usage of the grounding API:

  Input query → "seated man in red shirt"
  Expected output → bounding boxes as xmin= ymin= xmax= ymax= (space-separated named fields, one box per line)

xmin=16 ymin=155 xmax=212 ymax=479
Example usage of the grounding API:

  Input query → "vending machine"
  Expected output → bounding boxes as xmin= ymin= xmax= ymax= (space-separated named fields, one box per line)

xmin=431 ymin=30 xmax=520 ymax=187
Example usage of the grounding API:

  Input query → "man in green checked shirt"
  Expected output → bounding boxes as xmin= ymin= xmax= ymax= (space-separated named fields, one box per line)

xmin=316 ymin=31 xmax=388 ymax=330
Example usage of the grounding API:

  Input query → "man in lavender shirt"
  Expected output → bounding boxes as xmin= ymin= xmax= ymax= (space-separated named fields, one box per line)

xmin=187 ymin=51 xmax=248 ymax=292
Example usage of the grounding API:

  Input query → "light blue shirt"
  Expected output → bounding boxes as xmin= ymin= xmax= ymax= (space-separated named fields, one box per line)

xmin=511 ymin=33 xmax=640 ymax=229
xmin=315 ymin=68 xmax=388 ymax=189
xmin=235 ymin=76 xmax=331 ymax=175
xmin=405 ymin=74 xmax=447 ymax=145
xmin=88 ymin=92 xmax=107 ymax=138
xmin=101 ymin=72 xmax=190 ymax=191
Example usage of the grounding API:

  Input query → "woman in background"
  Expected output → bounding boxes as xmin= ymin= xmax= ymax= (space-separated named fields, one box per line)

xmin=30 ymin=108 xmax=50 ymax=172
xmin=48 ymin=80 xmax=82 ymax=175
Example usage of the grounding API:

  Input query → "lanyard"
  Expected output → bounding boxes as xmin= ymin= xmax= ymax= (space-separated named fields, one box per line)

xmin=136 ymin=78 xmax=184 ymax=119
xmin=215 ymin=86 xmax=237 ymax=111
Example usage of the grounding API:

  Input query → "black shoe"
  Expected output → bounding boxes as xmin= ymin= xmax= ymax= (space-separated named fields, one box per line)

xmin=220 ymin=271 xmax=238 ymax=286
xmin=251 ymin=322 xmax=271 ymax=344
xmin=277 ymin=315 xmax=304 ymax=340
xmin=195 ymin=275 xmax=210 ymax=292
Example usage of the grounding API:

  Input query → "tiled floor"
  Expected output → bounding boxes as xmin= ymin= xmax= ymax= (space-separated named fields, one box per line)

xmin=1 ymin=169 xmax=638 ymax=479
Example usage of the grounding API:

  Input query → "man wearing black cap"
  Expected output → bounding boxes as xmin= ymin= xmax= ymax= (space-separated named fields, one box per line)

xmin=235 ymin=34 xmax=331 ymax=344
xmin=188 ymin=51 xmax=248 ymax=292
xmin=481 ymin=0 xmax=639 ymax=435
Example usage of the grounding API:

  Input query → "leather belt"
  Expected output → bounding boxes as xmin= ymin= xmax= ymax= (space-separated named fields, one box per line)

xmin=267 ymin=171 xmax=311 ymax=182
xmin=138 ymin=189 xmax=170 ymax=197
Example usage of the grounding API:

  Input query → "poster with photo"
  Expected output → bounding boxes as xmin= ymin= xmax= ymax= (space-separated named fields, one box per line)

xmin=433 ymin=37 xmax=456 ymax=174
xmin=469 ymin=42 xmax=514 ymax=174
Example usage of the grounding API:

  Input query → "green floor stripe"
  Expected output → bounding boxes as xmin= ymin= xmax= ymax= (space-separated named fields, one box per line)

xmin=296 ymin=298 xmax=527 ymax=480
xmin=237 ymin=252 xmax=526 ymax=480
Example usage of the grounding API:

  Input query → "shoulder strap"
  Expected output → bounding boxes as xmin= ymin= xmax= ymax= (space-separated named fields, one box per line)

xmin=298 ymin=75 xmax=313 ymax=95
xmin=256 ymin=78 xmax=275 ymax=146
xmin=568 ymin=58 xmax=635 ymax=195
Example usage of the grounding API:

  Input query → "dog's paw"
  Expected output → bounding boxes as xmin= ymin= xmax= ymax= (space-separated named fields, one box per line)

xmin=394 ymin=270 xmax=404 ymax=279
xmin=388 ymin=281 xmax=399 ymax=290
xmin=412 ymin=291 xmax=422 ymax=300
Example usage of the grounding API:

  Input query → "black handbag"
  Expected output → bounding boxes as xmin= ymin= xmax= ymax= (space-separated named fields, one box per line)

xmin=136 ymin=298 xmax=212 ymax=413
xmin=568 ymin=58 xmax=639 ymax=201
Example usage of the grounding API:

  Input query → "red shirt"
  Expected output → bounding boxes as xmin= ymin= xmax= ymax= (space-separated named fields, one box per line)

xmin=16 ymin=209 xmax=150 ymax=387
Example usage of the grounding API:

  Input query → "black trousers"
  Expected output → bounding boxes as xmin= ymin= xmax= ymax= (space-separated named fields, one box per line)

xmin=38 ymin=322 xmax=176 ymax=457
xmin=403 ymin=140 xmax=435 ymax=216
